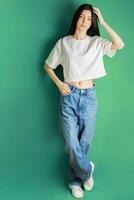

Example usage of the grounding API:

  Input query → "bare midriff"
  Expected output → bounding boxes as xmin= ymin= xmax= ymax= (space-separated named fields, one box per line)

xmin=65 ymin=79 xmax=94 ymax=89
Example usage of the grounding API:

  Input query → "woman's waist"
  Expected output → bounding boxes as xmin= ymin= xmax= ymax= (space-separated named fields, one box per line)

xmin=65 ymin=79 xmax=94 ymax=89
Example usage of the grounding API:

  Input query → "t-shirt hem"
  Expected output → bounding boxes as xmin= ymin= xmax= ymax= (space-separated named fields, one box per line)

xmin=64 ymin=74 xmax=107 ymax=82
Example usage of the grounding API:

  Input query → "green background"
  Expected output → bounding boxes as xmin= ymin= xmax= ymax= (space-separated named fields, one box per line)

xmin=0 ymin=0 xmax=134 ymax=199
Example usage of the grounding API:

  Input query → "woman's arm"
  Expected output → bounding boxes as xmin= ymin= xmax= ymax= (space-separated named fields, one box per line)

xmin=44 ymin=63 xmax=71 ymax=95
xmin=44 ymin=63 xmax=62 ymax=87
xmin=93 ymin=7 xmax=125 ymax=50
xmin=101 ymin=21 xmax=125 ymax=50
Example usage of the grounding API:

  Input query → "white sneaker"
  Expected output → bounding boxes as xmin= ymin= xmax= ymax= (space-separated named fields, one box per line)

xmin=69 ymin=184 xmax=84 ymax=198
xmin=83 ymin=161 xmax=95 ymax=191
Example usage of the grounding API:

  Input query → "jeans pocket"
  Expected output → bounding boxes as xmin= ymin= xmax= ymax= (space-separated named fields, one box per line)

xmin=60 ymin=91 xmax=72 ymax=97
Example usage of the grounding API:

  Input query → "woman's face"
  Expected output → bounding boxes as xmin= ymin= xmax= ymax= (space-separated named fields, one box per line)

xmin=76 ymin=9 xmax=92 ymax=32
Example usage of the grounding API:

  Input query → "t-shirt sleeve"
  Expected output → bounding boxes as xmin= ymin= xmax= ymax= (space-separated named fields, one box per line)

xmin=45 ymin=39 xmax=63 ymax=69
xmin=97 ymin=36 xmax=117 ymax=57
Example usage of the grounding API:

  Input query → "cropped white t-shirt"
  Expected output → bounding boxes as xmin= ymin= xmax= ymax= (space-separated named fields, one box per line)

xmin=45 ymin=35 xmax=117 ymax=82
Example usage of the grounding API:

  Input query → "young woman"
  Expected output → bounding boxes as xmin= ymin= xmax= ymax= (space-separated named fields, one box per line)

xmin=44 ymin=3 xmax=124 ymax=199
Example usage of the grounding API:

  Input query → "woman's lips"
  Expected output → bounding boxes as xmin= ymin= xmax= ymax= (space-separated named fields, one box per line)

xmin=81 ymin=25 xmax=86 ymax=27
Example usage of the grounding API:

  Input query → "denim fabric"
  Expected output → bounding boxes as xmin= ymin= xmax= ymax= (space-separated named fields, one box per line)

xmin=58 ymin=83 xmax=98 ymax=186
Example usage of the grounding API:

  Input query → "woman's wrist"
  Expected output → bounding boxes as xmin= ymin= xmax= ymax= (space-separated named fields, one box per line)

xmin=56 ymin=80 xmax=63 ymax=88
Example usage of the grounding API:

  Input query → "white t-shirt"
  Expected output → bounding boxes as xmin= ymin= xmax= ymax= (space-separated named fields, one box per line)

xmin=45 ymin=35 xmax=117 ymax=82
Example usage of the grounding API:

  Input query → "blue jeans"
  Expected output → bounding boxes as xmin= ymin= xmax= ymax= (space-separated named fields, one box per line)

xmin=58 ymin=83 xmax=98 ymax=186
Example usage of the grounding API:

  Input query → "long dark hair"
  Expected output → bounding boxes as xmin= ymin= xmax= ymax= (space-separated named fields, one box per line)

xmin=68 ymin=4 xmax=100 ymax=36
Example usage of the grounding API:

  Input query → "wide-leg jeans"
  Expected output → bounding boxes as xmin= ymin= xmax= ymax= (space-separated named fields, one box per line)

xmin=58 ymin=83 xmax=98 ymax=186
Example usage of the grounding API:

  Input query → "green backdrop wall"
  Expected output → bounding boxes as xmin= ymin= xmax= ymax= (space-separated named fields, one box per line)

xmin=0 ymin=0 xmax=134 ymax=199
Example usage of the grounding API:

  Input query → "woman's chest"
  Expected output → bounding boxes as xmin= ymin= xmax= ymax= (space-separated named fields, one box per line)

xmin=62 ymin=42 xmax=97 ymax=61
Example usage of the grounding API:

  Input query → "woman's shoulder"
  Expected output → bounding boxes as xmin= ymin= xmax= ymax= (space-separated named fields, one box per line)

xmin=60 ymin=35 xmax=70 ymax=42
xmin=54 ymin=35 xmax=68 ymax=45
xmin=56 ymin=35 xmax=71 ymax=46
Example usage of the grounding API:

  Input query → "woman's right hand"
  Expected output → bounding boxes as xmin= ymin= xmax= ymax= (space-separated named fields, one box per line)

xmin=57 ymin=81 xmax=71 ymax=96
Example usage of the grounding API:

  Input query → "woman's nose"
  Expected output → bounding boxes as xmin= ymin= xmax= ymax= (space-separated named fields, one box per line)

xmin=82 ymin=18 xmax=86 ymax=23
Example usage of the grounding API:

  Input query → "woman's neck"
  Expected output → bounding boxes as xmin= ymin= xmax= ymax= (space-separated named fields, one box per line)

xmin=72 ymin=31 xmax=87 ymax=40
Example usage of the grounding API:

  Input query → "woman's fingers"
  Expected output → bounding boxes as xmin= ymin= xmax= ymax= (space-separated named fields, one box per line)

xmin=93 ymin=7 xmax=101 ymax=14
xmin=93 ymin=7 xmax=100 ymax=11
xmin=65 ymin=86 xmax=71 ymax=93
xmin=63 ymin=84 xmax=71 ymax=94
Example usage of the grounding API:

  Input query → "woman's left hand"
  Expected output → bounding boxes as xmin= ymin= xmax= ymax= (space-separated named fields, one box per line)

xmin=93 ymin=7 xmax=105 ymax=25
